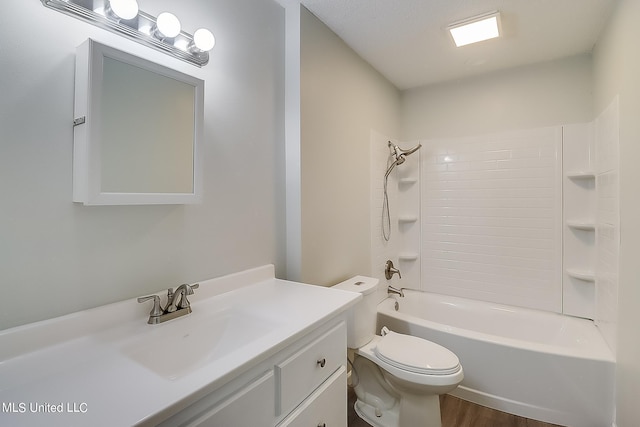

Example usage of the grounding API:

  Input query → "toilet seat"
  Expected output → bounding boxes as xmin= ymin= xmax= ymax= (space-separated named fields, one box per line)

xmin=374 ymin=330 xmax=461 ymax=375
xmin=355 ymin=333 xmax=463 ymax=388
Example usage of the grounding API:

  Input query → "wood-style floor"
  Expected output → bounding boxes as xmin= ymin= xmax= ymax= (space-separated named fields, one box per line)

xmin=347 ymin=388 xmax=563 ymax=427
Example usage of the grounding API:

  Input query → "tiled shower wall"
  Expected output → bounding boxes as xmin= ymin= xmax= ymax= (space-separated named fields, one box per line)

xmin=420 ymin=128 xmax=563 ymax=312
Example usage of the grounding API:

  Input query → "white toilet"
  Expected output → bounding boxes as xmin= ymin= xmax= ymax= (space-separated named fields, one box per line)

xmin=333 ymin=276 xmax=463 ymax=427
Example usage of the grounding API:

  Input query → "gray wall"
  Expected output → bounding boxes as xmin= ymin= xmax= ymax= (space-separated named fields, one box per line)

xmin=401 ymin=54 xmax=594 ymax=140
xmin=0 ymin=0 xmax=285 ymax=330
xmin=592 ymin=0 xmax=640 ymax=424
xmin=300 ymin=7 xmax=401 ymax=286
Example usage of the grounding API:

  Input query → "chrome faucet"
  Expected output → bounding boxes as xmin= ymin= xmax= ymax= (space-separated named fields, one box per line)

xmin=166 ymin=283 xmax=199 ymax=312
xmin=138 ymin=283 xmax=199 ymax=324
xmin=385 ymin=260 xmax=401 ymax=280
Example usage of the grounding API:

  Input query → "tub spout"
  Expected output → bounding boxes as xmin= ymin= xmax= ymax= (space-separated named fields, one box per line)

xmin=387 ymin=286 xmax=404 ymax=298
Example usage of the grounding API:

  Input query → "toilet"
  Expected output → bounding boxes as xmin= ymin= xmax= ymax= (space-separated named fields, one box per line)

xmin=333 ymin=276 xmax=463 ymax=427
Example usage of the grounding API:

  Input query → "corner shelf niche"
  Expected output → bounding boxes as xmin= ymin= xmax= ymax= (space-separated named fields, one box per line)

xmin=399 ymin=177 xmax=418 ymax=186
xmin=566 ymin=171 xmax=596 ymax=179
xmin=398 ymin=252 xmax=419 ymax=262
xmin=566 ymin=220 xmax=596 ymax=231
xmin=566 ymin=268 xmax=595 ymax=282
xmin=398 ymin=215 xmax=418 ymax=224
xmin=562 ymin=124 xmax=597 ymax=319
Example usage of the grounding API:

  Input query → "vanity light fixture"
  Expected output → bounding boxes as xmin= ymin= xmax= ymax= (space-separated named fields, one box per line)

xmin=448 ymin=11 xmax=501 ymax=47
xmin=40 ymin=0 xmax=214 ymax=66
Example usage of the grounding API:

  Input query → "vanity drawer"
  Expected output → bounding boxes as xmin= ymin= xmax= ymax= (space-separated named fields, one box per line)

xmin=276 ymin=321 xmax=346 ymax=415
xmin=277 ymin=367 xmax=347 ymax=427
xmin=163 ymin=371 xmax=275 ymax=427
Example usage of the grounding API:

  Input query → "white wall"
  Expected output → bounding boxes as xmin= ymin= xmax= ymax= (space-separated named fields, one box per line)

xmin=0 ymin=0 xmax=285 ymax=330
xmin=300 ymin=7 xmax=400 ymax=286
xmin=592 ymin=0 xmax=640 ymax=425
xmin=401 ymin=54 xmax=593 ymax=140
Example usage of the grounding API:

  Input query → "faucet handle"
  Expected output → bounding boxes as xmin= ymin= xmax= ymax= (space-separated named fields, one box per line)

xmin=184 ymin=283 xmax=199 ymax=295
xmin=177 ymin=283 xmax=199 ymax=309
xmin=385 ymin=260 xmax=402 ymax=280
xmin=137 ymin=295 xmax=163 ymax=317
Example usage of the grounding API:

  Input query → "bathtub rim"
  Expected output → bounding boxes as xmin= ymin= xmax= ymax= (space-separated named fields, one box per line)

xmin=377 ymin=291 xmax=615 ymax=363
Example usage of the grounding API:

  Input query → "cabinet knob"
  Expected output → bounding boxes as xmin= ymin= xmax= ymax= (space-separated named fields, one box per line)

xmin=317 ymin=358 xmax=326 ymax=368
xmin=317 ymin=423 xmax=326 ymax=427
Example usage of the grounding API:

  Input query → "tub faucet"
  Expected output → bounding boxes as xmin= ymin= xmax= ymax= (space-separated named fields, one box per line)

xmin=385 ymin=260 xmax=401 ymax=280
xmin=387 ymin=286 xmax=405 ymax=298
xmin=138 ymin=283 xmax=199 ymax=324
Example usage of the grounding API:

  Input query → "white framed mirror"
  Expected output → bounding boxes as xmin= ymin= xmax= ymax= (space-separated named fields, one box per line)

xmin=73 ymin=39 xmax=204 ymax=205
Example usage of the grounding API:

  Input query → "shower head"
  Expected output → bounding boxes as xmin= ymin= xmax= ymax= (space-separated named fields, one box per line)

xmin=397 ymin=143 xmax=422 ymax=157
xmin=388 ymin=141 xmax=422 ymax=165
xmin=384 ymin=142 xmax=422 ymax=180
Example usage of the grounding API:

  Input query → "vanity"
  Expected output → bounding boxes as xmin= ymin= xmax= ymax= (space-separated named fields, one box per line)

xmin=0 ymin=266 xmax=360 ymax=426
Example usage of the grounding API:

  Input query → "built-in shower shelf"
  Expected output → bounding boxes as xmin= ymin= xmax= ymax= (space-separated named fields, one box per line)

xmin=398 ymin=215 xmax=418 ymax=224
xmin=399 ymin=177 xmax=418 ymax=185
xmin=566 ymin=220 xmax=596 ymax=231
xmin=566 ymin=171 xmax=596 ymax=179
xmin=398 ymin=252 xmax=419 ymax=261
xmin=566 ymin=268 xmax=596 ymax=282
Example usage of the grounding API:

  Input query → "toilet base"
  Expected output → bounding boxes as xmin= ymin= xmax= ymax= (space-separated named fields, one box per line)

xmin=398 ymin=393 xmax=442 ymax=427
xmin=354 ymin=398 xmax=399 ymax=427
xmin=354 ymin=394 xmax=442 ymax=427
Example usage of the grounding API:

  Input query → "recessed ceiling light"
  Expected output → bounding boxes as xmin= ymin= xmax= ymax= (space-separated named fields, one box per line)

xmin=448 ymin=11 xmax=501 ymax=47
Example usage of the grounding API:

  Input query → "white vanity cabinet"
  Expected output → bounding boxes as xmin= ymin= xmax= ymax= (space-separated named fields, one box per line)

xmin=158 ymin=319 xmax=347 ymax=427
xmin=277 ymin=367 xmax=347 ymax=427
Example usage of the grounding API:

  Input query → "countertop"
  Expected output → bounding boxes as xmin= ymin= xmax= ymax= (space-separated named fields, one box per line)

xmin=0 ymin=265 xmax=360 ymax=426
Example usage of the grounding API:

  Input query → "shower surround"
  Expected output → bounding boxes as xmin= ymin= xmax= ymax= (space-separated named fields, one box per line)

xmin=370 ymin=99 xmax=619 ymax=352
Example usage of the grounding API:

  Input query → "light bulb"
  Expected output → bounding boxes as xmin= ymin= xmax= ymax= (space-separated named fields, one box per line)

xmin=108 ymin=0 xmax=138 ymax=20
xmin=156 ymin=12 xmax=181 ymax=38
xmin=193 ymin=28 xmax=215 ymax=51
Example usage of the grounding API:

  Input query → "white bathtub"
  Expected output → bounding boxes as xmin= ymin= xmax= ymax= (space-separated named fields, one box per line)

xmin=377 ymin=290 xmax=615 ymax=427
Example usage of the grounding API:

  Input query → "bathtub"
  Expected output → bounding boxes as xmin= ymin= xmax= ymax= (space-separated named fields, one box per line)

xmin=377 ymin=290 xmax=615 ymax=427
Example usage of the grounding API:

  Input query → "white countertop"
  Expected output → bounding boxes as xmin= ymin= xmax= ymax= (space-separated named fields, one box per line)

xmin=0 ymin=265 xmax=360 ymax=426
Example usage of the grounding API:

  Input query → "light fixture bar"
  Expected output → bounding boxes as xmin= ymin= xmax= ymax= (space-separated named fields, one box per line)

xmin=448 ymin=11 xmax=501 ymax=48
xmin=41 ymin=0 xmax=211 ymax=67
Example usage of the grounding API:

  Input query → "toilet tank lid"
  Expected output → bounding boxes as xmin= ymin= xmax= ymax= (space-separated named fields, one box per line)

xmin=332 ymin=276 xmax=378 ymax=295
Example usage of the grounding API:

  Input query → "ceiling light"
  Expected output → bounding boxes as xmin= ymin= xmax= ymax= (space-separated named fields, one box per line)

xmin=448 ymin=11 xmax=501 ymax=47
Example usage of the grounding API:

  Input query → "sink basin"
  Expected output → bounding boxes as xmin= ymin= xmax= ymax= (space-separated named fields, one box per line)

xmin=123 ymin=308 xmax=282 ymax=380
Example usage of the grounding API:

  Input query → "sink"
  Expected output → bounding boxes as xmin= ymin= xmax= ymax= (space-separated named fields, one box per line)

xmin=122 ymin=308 xmax=283 ymax=380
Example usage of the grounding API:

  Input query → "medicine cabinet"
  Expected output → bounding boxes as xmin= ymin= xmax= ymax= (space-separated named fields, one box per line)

xmin=73 ymin=39 xmax=204 ymax=205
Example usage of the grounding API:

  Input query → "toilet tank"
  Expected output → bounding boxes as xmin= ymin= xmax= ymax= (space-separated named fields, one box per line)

xmin=332 ymin=276 xmax=379 ymax=348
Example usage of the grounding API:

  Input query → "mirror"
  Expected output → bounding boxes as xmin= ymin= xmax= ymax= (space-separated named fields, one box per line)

xmin=73 ymin=39 xmax=204 ymax=205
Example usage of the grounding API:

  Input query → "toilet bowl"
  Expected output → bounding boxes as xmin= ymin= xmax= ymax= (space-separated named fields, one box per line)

xmin=333 ymin=276 xmax=463 ymax=427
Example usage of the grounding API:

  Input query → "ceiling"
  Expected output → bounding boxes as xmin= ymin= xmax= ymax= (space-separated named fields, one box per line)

xmin=300 ymin=0 xmax=617 ymax=90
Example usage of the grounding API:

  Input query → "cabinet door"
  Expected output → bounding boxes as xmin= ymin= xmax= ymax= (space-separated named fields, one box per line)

xmin=184 ymin=371 xmax=275 ymax=427
xmin=278 ymin=367 xmax=346 ymax=427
